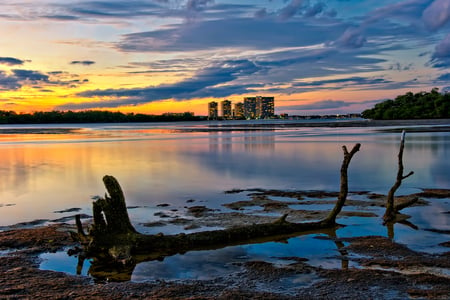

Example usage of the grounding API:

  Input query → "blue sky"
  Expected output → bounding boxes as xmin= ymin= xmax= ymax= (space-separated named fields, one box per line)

xmin=0 ymin=0 xmax=449 ymax=115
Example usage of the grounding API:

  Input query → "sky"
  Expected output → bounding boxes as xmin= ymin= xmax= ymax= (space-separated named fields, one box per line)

xmin=0 ymin=0 xmax=449 ymax=116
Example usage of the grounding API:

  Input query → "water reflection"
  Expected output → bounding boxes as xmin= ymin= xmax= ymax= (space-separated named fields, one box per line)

xmin=38 ymin=189 xmax=450 ymax=283
xmin=42 ymin=227 xmax=349 ymax=283
xmin=1 ymin=122 xmax=449 ymax=228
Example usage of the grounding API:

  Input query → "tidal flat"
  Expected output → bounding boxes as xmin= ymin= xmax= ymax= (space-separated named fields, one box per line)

xmin=1 ymin=187 xmax=450 ymax=299
xmin=0 ymin=119 xmax=449 ymax=298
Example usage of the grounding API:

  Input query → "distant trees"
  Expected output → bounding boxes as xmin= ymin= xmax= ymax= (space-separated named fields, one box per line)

xmin=361 ymin=88 xmax=450 ymax=120
xmin=0 ymin=110 xmax=204 ymax=124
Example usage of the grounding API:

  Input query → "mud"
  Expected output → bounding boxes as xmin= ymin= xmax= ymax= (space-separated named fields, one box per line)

xmin=1 ymin=226 xmax=449 ymax=299
xmin=1 ymin=188 xmax=449 ymax=299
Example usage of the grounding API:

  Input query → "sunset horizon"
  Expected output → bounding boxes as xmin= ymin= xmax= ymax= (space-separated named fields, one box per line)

xmin=1 ymin=0 xmax=449 ymax=116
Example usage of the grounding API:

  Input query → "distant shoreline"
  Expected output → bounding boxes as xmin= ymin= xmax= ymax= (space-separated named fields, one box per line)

xmin=204 ymin=118 xmax=450 ymax=131
xmin=0 ymin=118 xmax=448 ymax=134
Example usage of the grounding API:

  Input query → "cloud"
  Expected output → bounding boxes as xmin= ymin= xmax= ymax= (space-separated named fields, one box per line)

xmin=12 ymin=69 xmax=49 ymax=82
xmin=43 ymin=14 xmax=80 ymax=21
xmin=430 ymin=33 xmax=450 ymax=67
xmin=63 ymin=59 xmax=262 ymax=109
xmin=254 ymin=8 xmax=268 ymax=19
xmin=0 ymin=68 xmax=89 ymax=91
xmin=69 ymin=0 xmax=164 ymax=19
xmin=366 ymin=0 xmax=430 ymax=25
xmin=293 ymin=76 xmax=390 ymax=88
xmin=2 ymin=0 xmax=447 ymax=113
xmin=117 ymin=17 xmax=345 ymax=52
xmin=0 ymin=69 xmax=49 ymax=90
xmin=433 ymin=33 xmax=450 ymax=58
xmin=282 ymin=100 xmax=356 ymax=110
xmin=436 ymin=73 xmax=450 ymax=81
xmin=70 ymin=60 xmax=96 ymax=66
xmin=422 ymin=0 xmax=450 ymax=31
xmin=333 ymin=27 xmax=366 ymax=48
xmin=68 ymin=47 xmax=393 ymax=110
xmin=389 ymin=62 xmax=413 ymax=71
xmin=0 ymin=71 xmax=21 ymax=90
xmin=278 ymin=0 xmax=305 ymax=20
xmin=186 ymin=0 xmax=214 ymax=12
xmin=280 ymin=98 xmax=385 ymax=114
xmin=0 ymin=57 xmax=25 ymax=66
xmin=304 ymin=2 xmax=326 ymax=18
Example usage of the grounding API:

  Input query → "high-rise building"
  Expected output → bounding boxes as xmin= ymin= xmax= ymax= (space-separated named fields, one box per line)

xmin=244 ymin=96 xmax=275 ymax=119
xmin=221 ymin=100 xmax=232 ymax=119
xmin=244 ymin=97 xmax=257 ymax=119
xmin=208 ymin=101 xmax=218 ymax=120
xmin=259 ymin=96 xmax=275 ymax=119
xmin=234 ymin=102 xmax=244 ymax=119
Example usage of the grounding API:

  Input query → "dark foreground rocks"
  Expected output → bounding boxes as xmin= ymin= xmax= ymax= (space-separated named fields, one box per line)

xmin=1 ymin=225 xmax=449 ymax=299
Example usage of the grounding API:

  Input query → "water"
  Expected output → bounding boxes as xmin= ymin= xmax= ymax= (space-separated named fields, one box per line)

xmin=1 ymin=120 xmax=448 ymax=228
xmin=0 ymin=119 xmax=449 ymax=282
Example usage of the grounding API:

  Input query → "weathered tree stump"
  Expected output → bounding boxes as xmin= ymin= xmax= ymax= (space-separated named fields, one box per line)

xmin=72 ymin=144 xmax=361 ymax=264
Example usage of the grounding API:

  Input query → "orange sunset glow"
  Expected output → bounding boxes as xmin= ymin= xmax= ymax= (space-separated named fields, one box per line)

xmin=1 ymin=0 xmax=449 ymax=116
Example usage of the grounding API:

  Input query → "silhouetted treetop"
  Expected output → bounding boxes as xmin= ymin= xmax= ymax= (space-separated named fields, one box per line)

xmin=0 ymin=110 xmax=203 ymax=124
xmin=361 ymin=88 xmax=449 ymax=120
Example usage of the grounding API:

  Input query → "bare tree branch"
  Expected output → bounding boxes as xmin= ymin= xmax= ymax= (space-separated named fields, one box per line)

xmin=383 ymin=131 xmax=414 ymax=224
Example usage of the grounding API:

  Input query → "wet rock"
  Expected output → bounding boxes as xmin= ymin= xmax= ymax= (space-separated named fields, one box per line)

xmin=142 ymin=221 xmax=167 ymax=227
xmin=187 ymin=206 xmax=215 ymax=217
xmin=154 ymin=212 xmax=171 ymax=218
xmin=53 ymin=208 xmax=81 ymax=213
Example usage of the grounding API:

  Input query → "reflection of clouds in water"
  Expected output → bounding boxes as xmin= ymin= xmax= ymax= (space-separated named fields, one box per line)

xmin=187 ymin=140 xmax=342 ymax=190
xmin=131 ymin=246 xmax=248 ymax=281
xmin=131 ymin=235 xmax=350 ymax=282
xmin=429 ymin=154 xmax=450 ymax=187
xmin=404 ymin=133 xmax=450 ymax=186
xmin=392 ymin=202 xmax=450 ymax=254
xmin=1 ymin=124 xmax=448 ymax=228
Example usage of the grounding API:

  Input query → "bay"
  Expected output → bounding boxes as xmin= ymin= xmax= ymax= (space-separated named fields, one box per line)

xmin=0 ymin=119 xmax=449 ymax=230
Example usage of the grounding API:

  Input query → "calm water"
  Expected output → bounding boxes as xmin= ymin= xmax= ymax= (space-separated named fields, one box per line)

xmin=0 ymin=120 xmax=448 ymax=228
xmin=2 ymin=119 xmax=449 ymax=283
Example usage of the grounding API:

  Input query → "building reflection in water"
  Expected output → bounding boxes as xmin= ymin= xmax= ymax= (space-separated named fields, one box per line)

xmin=209 ymin=129 xmax=275 ymax=153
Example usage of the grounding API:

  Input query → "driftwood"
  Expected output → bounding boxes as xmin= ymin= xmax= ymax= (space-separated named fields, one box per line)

xmin=71 ymin=144 xmax=361 ymax=269
xmin=383 ymin=131 xmax=416 ymax=223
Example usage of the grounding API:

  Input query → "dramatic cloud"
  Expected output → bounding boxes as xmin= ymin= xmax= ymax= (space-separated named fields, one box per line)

xmin=68 ymin=0 xmax=165 ymax=19
xmin=0 ymin=71 xmax=21 ymax=90
xmin=304 ymin=2 xmax=326 ymax=18
xmin=282 ymin=100 xmax=356 ymax=110
xmin=431 ymin=33 xmax=450 ymax=67
xmin=332 ymin=27 xmax=366 ymax=48
xmin=0 ymin=69 xmax=49 ymax=90
xmin=186 ymin=0 xmax=214 ymax=12
xmin=1 ymin=0 xmax=449 ymax=113
xmin=70 ymin=60 xmax=96 ymax=66
xmin=293 ymin=76 xmax=390 ymax=88
xmin=422 ymin=0 xmax=450 ymax=31
xmin=0 ymin=69 xmax=88 ymax=91
xmin=278 ymin=0 xmax=305 ymax=20
xmin=436 ymin=73 xmax=450 ymax=81
xmin=0 ymin=57 xmax=25 ymax=66
xmin=117 ymin=17 xmax=345 ymax=52
xmin=433 ymin=33 xmax=450 ymax=58
xmin=66 ymin=59 xmax=262 ymax=109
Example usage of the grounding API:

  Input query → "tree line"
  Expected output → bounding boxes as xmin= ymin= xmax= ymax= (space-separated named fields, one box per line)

xmin=0 ymin=110 xmax=205 ymax=124
xmin=361 ymin=88 xmax=450 ymax=120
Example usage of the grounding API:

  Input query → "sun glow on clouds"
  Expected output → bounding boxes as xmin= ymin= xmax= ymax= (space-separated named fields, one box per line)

xmin=0 ymin=0 xmax=449 ymax=115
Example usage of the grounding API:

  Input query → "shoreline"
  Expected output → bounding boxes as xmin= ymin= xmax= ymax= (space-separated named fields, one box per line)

xmin=1 ymin=188 xmax=449 ymax=299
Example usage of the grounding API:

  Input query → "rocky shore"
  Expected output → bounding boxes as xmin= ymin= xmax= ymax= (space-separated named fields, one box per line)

xmin=1 ymin=119 xmax=449 ymax=299
xmin=1 ymin=188 xmax=450 ymax=299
